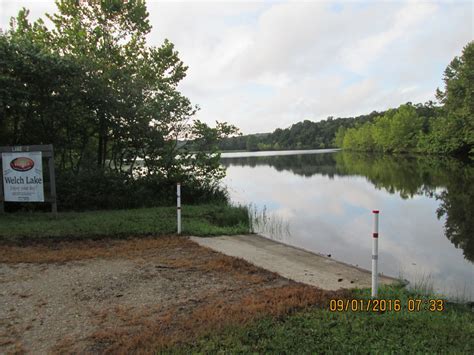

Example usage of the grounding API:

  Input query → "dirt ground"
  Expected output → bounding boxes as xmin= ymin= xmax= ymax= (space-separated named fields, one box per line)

xmin=0 ymin=236 xmax=346 ymax=354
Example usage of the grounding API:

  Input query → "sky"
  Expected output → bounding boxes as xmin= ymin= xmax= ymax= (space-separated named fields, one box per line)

xmin=0 ymin=0 xmax=473 ymax=134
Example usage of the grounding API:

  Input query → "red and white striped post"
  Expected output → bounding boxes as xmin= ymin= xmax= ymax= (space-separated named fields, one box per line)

xmin=177 ymin=183 xmax=181 ymax=234
xmin=371 ymin=210 xmax=379 ymax=298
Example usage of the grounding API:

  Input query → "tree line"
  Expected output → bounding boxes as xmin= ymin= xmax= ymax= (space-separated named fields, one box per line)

xmin=219 ymin=42 xmax=473 ymax=159
xmin=338 ymin=42 xmax=473 ymax=157
xmin=218 ymin=112 xmax=382 ymax=151
xmin=0 ymin=0 xmax=237 ymax=211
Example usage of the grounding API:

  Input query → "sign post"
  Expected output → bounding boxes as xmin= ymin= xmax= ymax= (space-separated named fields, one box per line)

xmin=0 ymin=145 xmax=57 ymax=215
xmin=177 ymin=182 xmax=181 ymax=234
xmin=371 ymin=210 xmax=380 ymax=298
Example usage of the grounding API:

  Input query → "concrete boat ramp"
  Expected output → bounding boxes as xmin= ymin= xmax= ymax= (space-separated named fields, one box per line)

xmin=191 ymin=234 xmax=396 ymax=290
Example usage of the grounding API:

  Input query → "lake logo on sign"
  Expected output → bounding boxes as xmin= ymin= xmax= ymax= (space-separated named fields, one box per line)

xmin=10 ymin=157 xmax=34 ymax=172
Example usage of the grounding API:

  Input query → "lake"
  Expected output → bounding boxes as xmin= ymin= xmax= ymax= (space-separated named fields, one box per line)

xmin=221 ymin=149 xmax=474 ymax=301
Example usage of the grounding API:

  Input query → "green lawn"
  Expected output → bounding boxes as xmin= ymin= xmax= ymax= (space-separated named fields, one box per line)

xmin=0 ymin=204 xmax=249 ymax=241
xmin=178 ymin=285 xmax=474 ymax=353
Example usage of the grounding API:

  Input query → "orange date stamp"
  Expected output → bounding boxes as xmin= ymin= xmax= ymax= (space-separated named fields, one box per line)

xmin=329 ymin=299 xmax=445 ymax=312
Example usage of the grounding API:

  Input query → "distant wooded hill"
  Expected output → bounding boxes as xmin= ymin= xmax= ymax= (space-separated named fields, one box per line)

xmin=227 ymin=41 xmax=473 ymax=157
xmin=218 ymin=105 xmax=434 ymax=152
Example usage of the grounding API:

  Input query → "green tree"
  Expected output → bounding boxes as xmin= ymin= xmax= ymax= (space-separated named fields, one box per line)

xmin=371 ymin=112 xmax=392 ymax=152
xmin=45 ymin=0 xmax=178 ymax=168
xmin=1 ymin=1 xmax=239 ymax=210
xmin=432 ymin=41 xmax=474 ymax=156
xmin=334 ymin=126 xmax=347 ymax=147
xmin=0 ymin=29 xmax=98 ymax=171
xmin=246 ymin=135 xmax=259 ymax=151
xmin=387 ymin=104 xmax=423 ymax=152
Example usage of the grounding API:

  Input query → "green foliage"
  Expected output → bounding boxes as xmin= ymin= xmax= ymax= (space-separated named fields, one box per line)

xmin=340 ymin=42 xmax=473 ymax=157
xmin=333 ymin=126 xmax=347 ymax=147
xmin=342 ymin=104 xmax=426 ymax=153
xmin=219 ymin=113 xmax=382 ymax=152
xmin=0 ymin=1 xmax=239 ymax=210
xmin=246 ymin=135 xmax=259 ymax=151
xmin=0 ymin=32 xmax=96 ymax=160
xmin=0 ymin=204 xmax=250 ymax=241
xmin=200 ymin=205 xmax=249 ymax=227
xmin=177 ymin=285 xmax=474 ymax=353
xmin=51 ymin=170 xmax=229 ymax=211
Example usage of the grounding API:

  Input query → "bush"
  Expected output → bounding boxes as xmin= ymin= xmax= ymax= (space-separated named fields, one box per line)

xmin=3 ymin=169 xmax=229 ymax=213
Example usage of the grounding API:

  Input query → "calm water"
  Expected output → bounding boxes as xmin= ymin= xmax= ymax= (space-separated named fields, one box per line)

xmin=221 ymin=150 xmax=474 ymax=301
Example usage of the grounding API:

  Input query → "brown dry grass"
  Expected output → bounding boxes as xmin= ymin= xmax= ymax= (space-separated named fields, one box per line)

xmin=168 ymin=253 xmax=280 ymax=284
xmin=2 ymin=241 xmax=277 ymax=309
xmin=0 ymin=235 xmax=278 ymax=285
xmin=0 ymin=237 xmax=188 ymax=264
xmin=85 ymin=284 xmax=348 ymax=354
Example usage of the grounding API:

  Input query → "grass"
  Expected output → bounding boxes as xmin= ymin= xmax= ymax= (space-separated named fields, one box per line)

xmin=82 ymin=284 xmax=344 ymax=354
xmin=176 ymin=284 xmax=474 ymax=353
xmin=0 ymin=204 xmax=249 ymax=242
xmin=86 ymin=284 xmax=347 ymax=353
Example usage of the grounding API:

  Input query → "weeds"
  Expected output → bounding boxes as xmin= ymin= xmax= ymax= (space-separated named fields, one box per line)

xmin=398 ymin=269 xmax=473 ymax=302
xmin=248 ymin=204 xmax=291 ymax=241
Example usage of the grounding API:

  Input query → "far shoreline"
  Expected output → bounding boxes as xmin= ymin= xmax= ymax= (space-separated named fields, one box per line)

xmin=220 ymin=148 xmax=340 ymax=158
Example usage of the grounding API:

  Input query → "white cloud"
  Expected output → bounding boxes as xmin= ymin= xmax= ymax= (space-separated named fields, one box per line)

xmin=0 ymin=0 xmax=55 ymax=29
xmin=0 ymin=0 xmax=472 ymax=133
xmin=341 ymin=1 xmax=439 ymax=73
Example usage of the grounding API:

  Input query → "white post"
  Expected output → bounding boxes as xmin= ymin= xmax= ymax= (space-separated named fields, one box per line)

xmin=177 ymin=183 xmax=181 ymax=234
xmin=371 ymin=210 xmax=379 ymax=298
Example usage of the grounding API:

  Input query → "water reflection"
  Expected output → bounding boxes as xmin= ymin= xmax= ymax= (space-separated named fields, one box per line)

xmin=221 ymin=151 xmax=473 ymax=300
